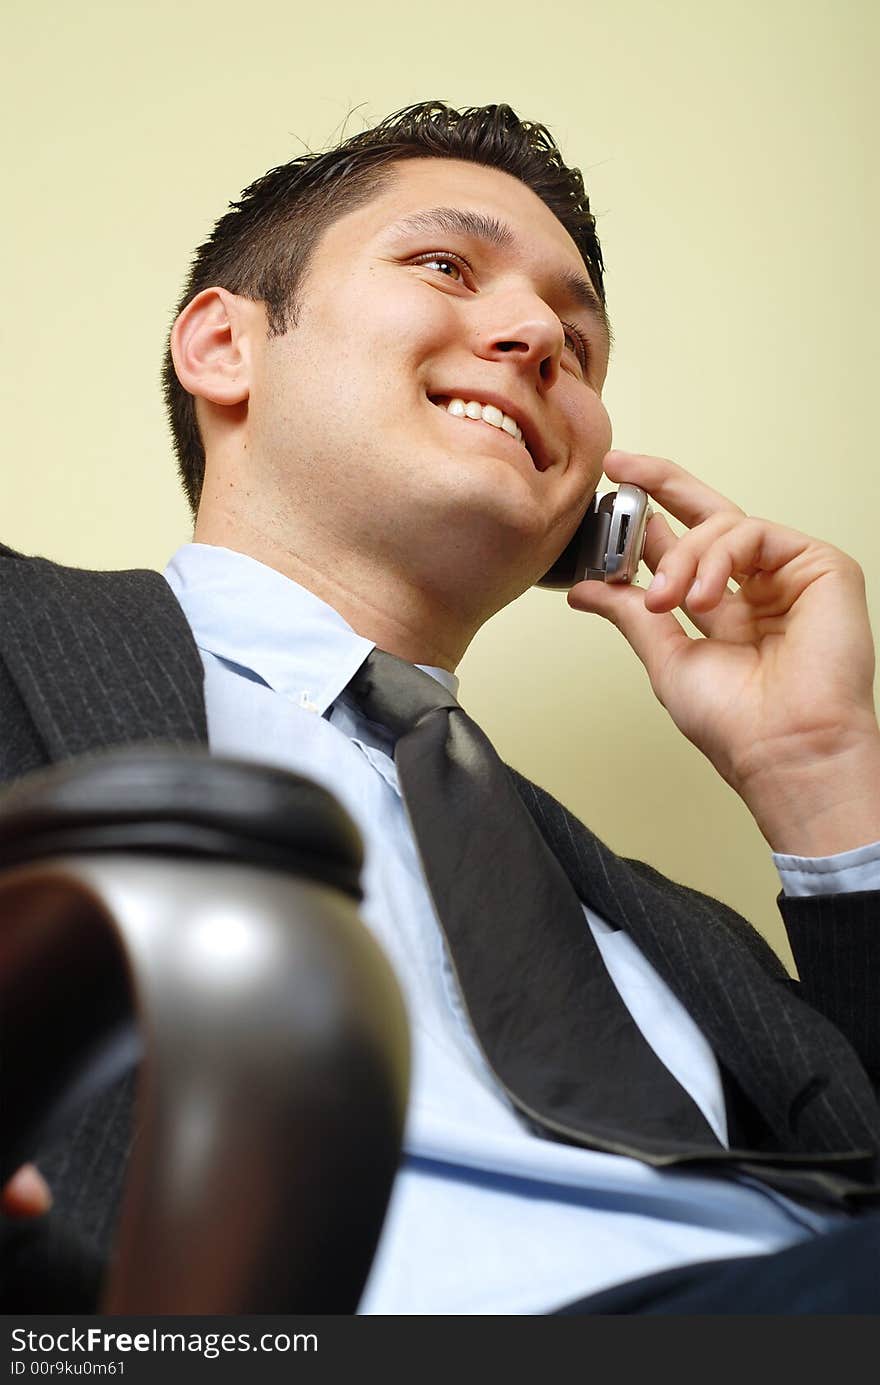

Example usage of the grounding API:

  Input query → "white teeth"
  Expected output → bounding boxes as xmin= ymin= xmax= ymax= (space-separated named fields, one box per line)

xmin=445 ymin=397 xmax=525 ymax=446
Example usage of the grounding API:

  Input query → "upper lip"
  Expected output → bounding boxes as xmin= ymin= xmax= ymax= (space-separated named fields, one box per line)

xmin=428 ymin=389 xmax=550 ymax=472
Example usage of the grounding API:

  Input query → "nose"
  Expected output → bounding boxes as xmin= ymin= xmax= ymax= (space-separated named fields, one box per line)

xmin=472 ymin=286 xmax=566 ymax=387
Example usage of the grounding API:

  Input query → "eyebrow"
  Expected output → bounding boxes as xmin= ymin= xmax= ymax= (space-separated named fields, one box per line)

xmin=384 ymin=206 xmax=614 ymax=356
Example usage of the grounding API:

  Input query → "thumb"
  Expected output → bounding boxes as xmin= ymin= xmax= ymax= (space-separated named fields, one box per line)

xmin=567 ymin=578 xmax=690 ymax=689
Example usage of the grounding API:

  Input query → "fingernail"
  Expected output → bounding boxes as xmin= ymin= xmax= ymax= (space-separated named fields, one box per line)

xmin=686 ymin=579 xmax=702 ymax=602
xmin=648 ymin=571 xmax=667 ymax=592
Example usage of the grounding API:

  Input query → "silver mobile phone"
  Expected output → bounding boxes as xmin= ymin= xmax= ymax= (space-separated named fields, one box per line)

xmin=536 ymin=483 xmax=653 ymax=589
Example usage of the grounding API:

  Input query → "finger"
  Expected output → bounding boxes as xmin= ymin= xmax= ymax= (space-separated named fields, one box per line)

xmin=1 ymin=1163 xmax=52 ymax=1219
xmin=679 ymin=516 xmax=818 ymax=615
xmin=641 ymin=510 xmax=679 ymax=573
xmin=641 ymin=511 xmax=723 ymax=636
xmin=686 ymin=541 xmax=749 ymax=613
xmin=644 ymin=510 xmax=744 ymax=616
xmin=602 ymin=450 xmax=745 ymax=531
xmin=567 ymin=572 xmax=693 ymax=692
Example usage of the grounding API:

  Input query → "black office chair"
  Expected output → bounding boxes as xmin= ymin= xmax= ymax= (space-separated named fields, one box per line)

xmin=0 ymin=747 xmax=410 ymax=1313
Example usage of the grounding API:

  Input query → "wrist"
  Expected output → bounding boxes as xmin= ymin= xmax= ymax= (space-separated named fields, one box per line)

xmin=735 ymin=729 xmax=880 ymax=856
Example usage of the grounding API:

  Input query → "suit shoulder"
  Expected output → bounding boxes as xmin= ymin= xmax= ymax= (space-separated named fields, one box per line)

xmin=0 ymin=540 xmax=171 ymax=589
xmin=0 ymin=540 xmax=38 ymax=563
xmin=0 ymin=543 xmax=184 ymax=650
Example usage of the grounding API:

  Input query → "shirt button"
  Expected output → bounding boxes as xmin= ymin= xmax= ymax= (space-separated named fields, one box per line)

xmin=299 ymin=690 xmax=319 ymax=713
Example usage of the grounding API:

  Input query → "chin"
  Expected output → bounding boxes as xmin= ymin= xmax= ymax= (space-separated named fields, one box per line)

xmin=439 ymin=462 xmax=546 ymax=523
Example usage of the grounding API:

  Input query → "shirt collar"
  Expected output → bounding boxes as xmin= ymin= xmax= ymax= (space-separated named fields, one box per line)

xmin=163 ymin=543 xmax=460 ymax=714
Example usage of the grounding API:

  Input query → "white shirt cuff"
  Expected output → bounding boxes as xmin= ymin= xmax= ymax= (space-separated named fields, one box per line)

xmin=773 ymin=838 xmax=880 ymax=898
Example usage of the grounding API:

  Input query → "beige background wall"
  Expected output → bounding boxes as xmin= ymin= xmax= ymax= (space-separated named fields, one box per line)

xmin=3 ymin=1 xmax=877 ymax=970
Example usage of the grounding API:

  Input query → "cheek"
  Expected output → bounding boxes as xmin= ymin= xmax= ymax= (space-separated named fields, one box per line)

xmin=320 ymin=282 xmax=447 ymax=391
xmin=596 ymin=405 xmax=613 ymax=464
xmin=368 ymin=274 xmax=459 ymax=348
xmin=568 ymin=396 xmax=613 ymax=479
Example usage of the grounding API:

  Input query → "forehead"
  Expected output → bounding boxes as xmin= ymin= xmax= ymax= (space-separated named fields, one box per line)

xmin=324 ymin=157 xmax=589 ymax=275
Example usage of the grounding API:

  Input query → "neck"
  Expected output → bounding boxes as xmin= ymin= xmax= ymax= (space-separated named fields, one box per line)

xmin=192 ymin=505 xmax=483 ymax=673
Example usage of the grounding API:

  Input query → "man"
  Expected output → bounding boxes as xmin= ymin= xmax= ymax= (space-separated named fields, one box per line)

xmin=2 ymin=100 xmax=879 ymax=1313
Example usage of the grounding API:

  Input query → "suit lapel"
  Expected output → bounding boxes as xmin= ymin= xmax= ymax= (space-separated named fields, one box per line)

xmin=0 ymin=546 xmax=207 ymax=763
xmin=508 ymin=767 xmax=880 ymax=1159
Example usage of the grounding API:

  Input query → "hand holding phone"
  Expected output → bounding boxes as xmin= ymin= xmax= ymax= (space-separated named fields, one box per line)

xmin=564 ymin=448 xmax=880 ymax=856
xmin=536 ymin=483 xmax=652 ymax=590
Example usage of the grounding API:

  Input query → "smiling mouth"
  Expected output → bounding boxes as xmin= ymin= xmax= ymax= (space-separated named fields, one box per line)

xmin=427 ymin=395 xmax=539 ymax=469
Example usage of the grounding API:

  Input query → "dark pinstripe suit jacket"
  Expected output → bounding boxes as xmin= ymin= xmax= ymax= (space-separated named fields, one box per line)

xmin=2 ymin=539 xmax=880 ymax=1277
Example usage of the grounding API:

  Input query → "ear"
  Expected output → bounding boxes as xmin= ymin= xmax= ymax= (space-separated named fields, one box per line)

xmin=170 ymin=287 xmax=256 ymax=406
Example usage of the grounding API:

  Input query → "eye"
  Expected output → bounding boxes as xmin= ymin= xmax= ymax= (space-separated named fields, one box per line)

xmin=411 ymin=250 xmax=469 ymax=281
xmin=562 ymin=322 xmax=590 ymax=370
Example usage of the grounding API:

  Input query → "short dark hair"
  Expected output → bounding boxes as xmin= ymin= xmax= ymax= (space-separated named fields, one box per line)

xmin=161 ymin=100 xmax=610 ymax=518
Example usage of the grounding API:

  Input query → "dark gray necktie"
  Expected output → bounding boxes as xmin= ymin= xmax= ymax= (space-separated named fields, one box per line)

xmin=346 ymin=647 xmax=719 ymax=1153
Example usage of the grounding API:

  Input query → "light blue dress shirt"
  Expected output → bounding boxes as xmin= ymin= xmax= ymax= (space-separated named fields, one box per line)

xmin=163 ymin=543 xmax=880 ymax=1315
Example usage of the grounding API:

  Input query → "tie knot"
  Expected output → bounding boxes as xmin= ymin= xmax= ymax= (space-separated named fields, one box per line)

xmin=346 ymin=648 xmax=460 ymax=738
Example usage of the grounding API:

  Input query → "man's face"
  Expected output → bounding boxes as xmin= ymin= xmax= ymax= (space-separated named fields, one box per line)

xmin=246 ymin=157 xmax=613 ymax=600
